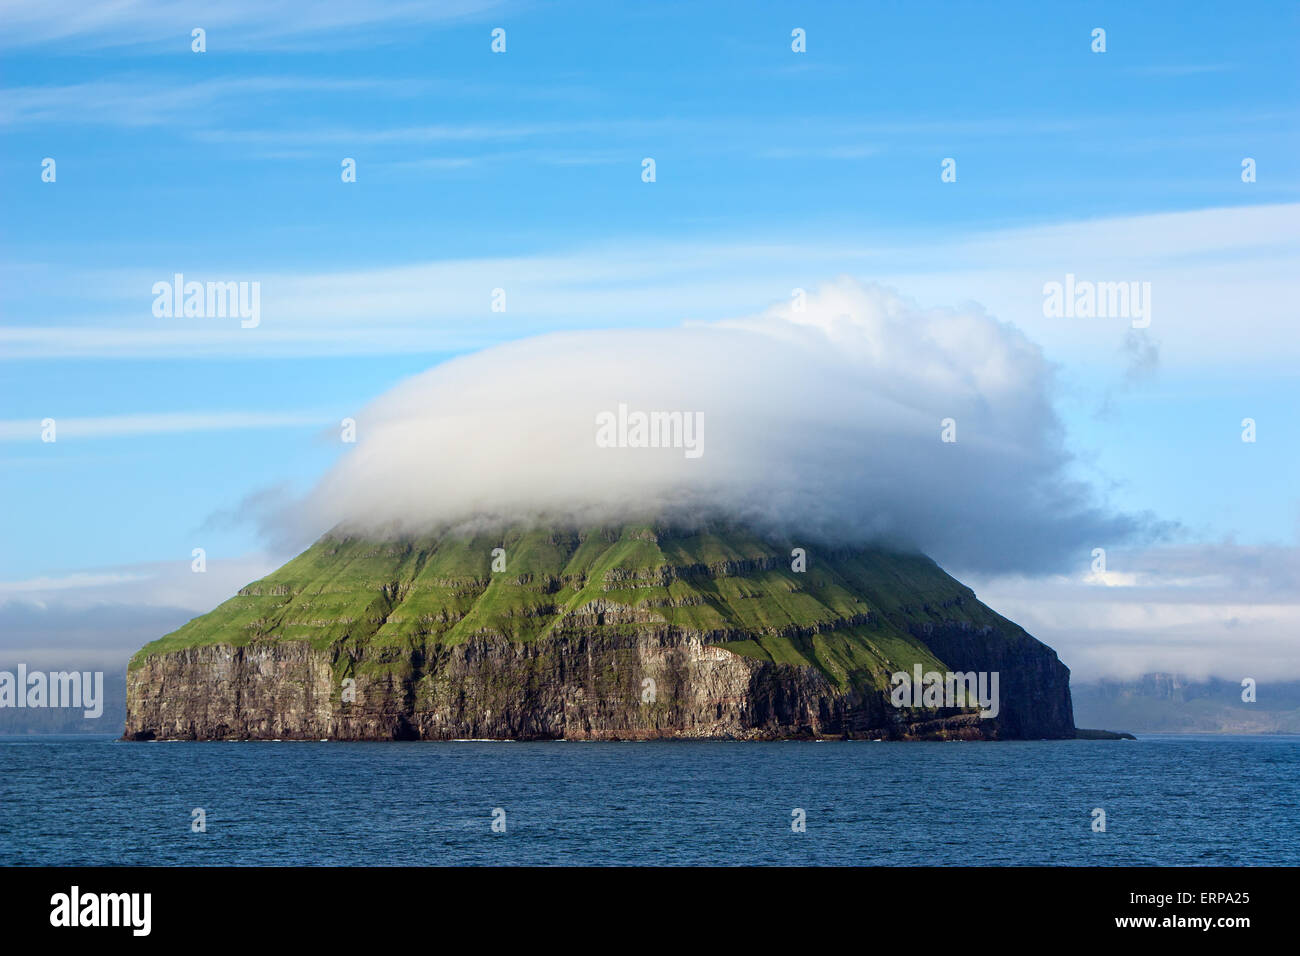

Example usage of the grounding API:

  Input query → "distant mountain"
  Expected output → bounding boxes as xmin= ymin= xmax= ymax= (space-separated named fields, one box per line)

xmin=1072 ymin=673 xmax=1300 ymax=733
xmin=125 ymin=523 xmax=1076 ymax=741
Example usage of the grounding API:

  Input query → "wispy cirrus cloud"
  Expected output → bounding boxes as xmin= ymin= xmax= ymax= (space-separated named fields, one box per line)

xmin=0 ymin=411 xmax=328 ymax=441
xmin=0 ymin=0 xmax=508 ymax=51
xmin=0 ymin=75 xmax=410 ymax=126
xmin=2 ymin=203 xmax=1297 ymax=368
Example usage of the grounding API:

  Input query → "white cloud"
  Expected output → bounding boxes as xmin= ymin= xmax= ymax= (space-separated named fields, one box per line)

xmin=0 ymin=411 xmax=328 ymax=442
xmin=289 ymin=279 xmax=1153 ymax=574
xmin=0 ymin=553 xmax=282 ymax=668
xmin=970 ymin=543 xmax=1300 ymax=682
xmin=4 ymin=203 xmax=1296 ymax=369
xmin=0 ymin=0 xmax=506 ymax=51
xmin=0 ymin=76 xmax=401 ymax=127
xmin=0 ymin=554 xmax=280 ymax=611
xmin=0 ymin=571 xmax=152 ymax=594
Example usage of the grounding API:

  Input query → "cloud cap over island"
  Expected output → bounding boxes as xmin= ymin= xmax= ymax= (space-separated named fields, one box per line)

xmin=297 ymin=280 xmax=1157 ymax=574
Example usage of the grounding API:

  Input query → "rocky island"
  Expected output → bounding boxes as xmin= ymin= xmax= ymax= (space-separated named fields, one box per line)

xmin=125 ymin=523 xmax=1077 ymax=741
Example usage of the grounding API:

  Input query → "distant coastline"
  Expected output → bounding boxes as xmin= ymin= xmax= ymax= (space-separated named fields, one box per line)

xmin=1072 ymin=674 xmax=1300 ymax=734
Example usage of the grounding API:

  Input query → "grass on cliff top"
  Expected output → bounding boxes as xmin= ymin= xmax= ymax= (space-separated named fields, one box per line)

xmin=129 ymin=523 xmax=1014 ymax=688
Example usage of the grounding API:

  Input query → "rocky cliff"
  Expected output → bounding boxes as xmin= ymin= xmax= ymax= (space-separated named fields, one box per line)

xmin=125 ymin=523 xmax=1075 ymax=741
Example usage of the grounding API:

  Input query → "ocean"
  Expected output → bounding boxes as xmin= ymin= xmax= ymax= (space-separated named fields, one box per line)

xmin=2 ymin=734 xmax=1296 ymax=866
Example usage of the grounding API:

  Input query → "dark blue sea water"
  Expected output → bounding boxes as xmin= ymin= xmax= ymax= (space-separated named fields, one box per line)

xmin=1 ymin=735 xmax=1296 ymax=866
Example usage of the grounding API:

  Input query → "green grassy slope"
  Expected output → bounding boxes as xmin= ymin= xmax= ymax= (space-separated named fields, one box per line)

xmin=131 ymin=523 xmax=1018 ymax=691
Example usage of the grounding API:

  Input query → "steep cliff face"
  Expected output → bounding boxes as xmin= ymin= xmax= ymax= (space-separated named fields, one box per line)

xmin=125 ymin=524 xmax=1075 ymax=741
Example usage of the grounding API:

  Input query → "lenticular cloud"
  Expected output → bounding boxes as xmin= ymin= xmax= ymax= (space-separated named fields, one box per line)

xmin=301 ymin=279 xmax=1150 ymax=573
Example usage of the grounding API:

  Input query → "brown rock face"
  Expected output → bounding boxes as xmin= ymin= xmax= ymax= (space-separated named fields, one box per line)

xmin=910 ymin=622 xmax=1076 ymax=739
xmin=125 ymin=633 xmax=856 ymax=740
xmin=125 ymin=627 xmax=1071 ymax=741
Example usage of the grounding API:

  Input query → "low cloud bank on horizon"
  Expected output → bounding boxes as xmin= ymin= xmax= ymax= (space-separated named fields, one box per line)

xmin=289 ymin=279 xmax=1162 ymax=574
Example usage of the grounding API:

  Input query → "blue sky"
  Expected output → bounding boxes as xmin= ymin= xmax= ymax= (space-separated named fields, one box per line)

xmin=1 ymin=1 xmax=1298 ymax=679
